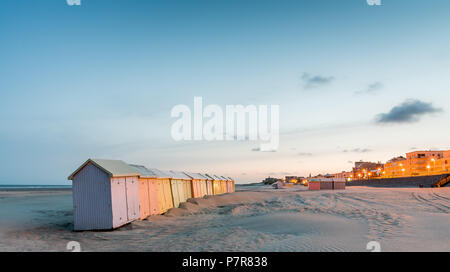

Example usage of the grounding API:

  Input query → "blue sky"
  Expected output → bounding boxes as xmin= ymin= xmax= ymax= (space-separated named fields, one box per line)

xmin=1 ymin=0 xmax=450 ymax=184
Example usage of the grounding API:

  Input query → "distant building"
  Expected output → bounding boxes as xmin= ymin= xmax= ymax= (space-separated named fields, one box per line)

xmin=262 ymin=177 xmax=282 ymax=185
xmin=352 ymin=161 xmax=384 ymax=179
xmin=314 ymin=173 xmax=334 ymax=179
xmin=285 ymin=176 xmax=304 ymax=184
xmin=384 ymin=150 xmax=450 ymax=178
xmin=333 ymin=171 xmax=353 ymax=180
xmin=334 ymin=150 xmax=450 ymax=181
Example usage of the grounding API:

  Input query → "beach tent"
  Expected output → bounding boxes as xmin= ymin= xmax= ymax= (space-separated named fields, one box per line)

xmin=68 ymin=159 xmax=141 ymax=231
xmin=184 ymin=172 xmax=208 ymax=198
xmin=128 ymin=165 xmax=161 ymax=219
xmin=149 ymin=168 xmax=174 ymax=214
xmin=167 ymin=171 xmax=192 ymax=207
xmin=203 ymin=174 xmax=214 ymax=196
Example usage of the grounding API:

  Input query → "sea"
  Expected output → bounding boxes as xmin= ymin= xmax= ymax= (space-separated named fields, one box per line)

xmin=0 ymin=185 xmax=72 ymax=190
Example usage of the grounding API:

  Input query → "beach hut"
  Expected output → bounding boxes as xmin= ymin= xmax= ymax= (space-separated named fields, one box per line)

xmin=226 ymin=177 xmax=235 ymax=193
xmin=229 ymin=177 xmax=236 ymax=192
xmin=199 ymin=174 xmax=209 ymax=196
xmin=149 ymin=168 xmax=174 ymax=214
xmin=320 ymin=180 xmax=334 ymax=190
xmin=214 ymin=175 xmax=225 ymax=194
xmin=210 ymin=175 xmax=223 ymax=195
xmin=220 ymin=176 xmax=228 ymax=194
xmin=308 ymin=180 xmax=321 ymax=191
xmin=185 ymin=172 xmax=208 ymax=198
xmin=128 ymin=165 xmax=160 ymax=219
xmin=333 ymin=179 xmax=346 ymax=190
xmin=68 ymin=159 xmax=141 ymax=231
xmin=204 ymin=174 xmax=214 ymax=195
xmin=168 ymin=171 xmax=192 ymax=208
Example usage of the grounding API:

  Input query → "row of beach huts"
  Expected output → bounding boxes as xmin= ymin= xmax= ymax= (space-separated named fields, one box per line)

xmin=308 ymin=178 xmax=346 ymax=190
xmin=68 ymin=159 xmax=235 ymax=231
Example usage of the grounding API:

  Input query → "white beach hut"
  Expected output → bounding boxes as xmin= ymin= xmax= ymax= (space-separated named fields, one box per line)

xmin=68 ymin=159 xmax=141 ymax=231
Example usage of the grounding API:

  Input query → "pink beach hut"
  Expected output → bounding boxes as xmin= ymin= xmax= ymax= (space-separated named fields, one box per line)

xmin=184 ymin=172 xmax=208 ymax=198
xmin=129 ymin=164 xmax=161 ymax=219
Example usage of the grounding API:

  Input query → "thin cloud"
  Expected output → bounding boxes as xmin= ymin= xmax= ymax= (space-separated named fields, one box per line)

xmin=355 ymin=82 xmax=384 ymax=95
xmin=301 ymin=73 xmax=334 ymax=89
xmin=376 ymin=99 xmax=442 ymax=124
xmin=343 ymin=148 xmax=372 ymax=153
xmin=251 ymin=147 xmax=276 ymax=152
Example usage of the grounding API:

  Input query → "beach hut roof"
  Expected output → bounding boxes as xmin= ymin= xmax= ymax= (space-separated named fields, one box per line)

xmin=128 ymin=164 xmax=158 ymax=178
xmin=212 ymin=175 xmax=224 ymax=180
xmin=183 ymin=172 xmax=207 ymax=180
xmin=68 ymin=159 xmax=140 ymax=180
xmin=227 ymin=177 xmax=234 ymax=181
xmin=148 ymin=168 xmax=172 ymax=179
xmin=203 ymin=174 xmax=214 ymax=180
xmin=167 ymin=170 xmax=191 ymax=180
xmin=200 ymin=173 xmax=213 ymax=180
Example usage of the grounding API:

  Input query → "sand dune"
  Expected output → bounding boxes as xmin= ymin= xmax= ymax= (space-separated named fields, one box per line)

xmin=0 ymin=185 xmax=449 ymax=251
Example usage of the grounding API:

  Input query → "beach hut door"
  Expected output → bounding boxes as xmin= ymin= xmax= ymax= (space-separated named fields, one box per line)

xmin=125 ymin=177 xmax=140 ymax=221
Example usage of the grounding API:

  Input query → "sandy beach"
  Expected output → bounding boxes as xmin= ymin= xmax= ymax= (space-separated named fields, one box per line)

xmin=0 ymin=185 xmax=449 ymax=252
